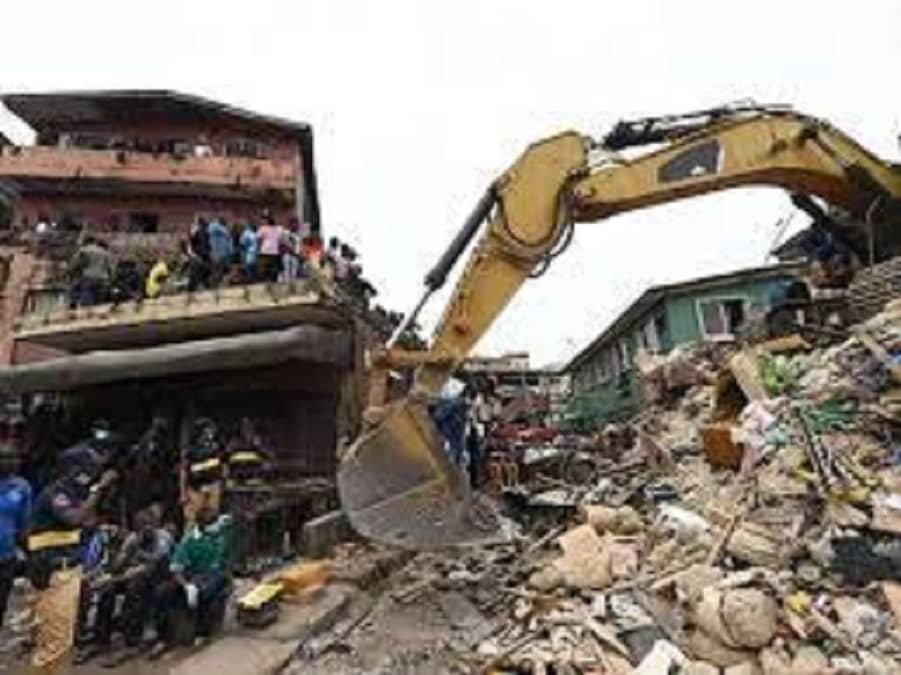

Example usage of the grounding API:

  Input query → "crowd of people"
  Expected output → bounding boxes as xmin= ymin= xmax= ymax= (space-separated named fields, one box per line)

xmin=63 ymin=211 xmax=378 ymax=310
xmin=0 ymin=409 xmax=274 ymax=669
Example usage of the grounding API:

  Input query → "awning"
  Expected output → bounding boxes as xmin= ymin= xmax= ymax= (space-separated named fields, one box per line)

xmin=0 ymin=324 xmax=351 ymax=394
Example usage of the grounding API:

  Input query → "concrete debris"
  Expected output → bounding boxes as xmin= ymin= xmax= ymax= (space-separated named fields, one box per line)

xmin=580 ymin=503 xmax=643 ymax=534
xmin=695 ymin=587 xmax=779 ymax=649
xmin=882 ymin=581 xmax=901 ymax=629
xmin=552 ymin=523 xmax=614 ymax=589
xmin=688 ymin=628 xmax=757 ymax=667
xmin=790 ymin=644 xmax=830 ymax=675
xmin=833 ymin=595 xmax=888 ymax=649
xmin=282 ymin=304 xmax=901 ymax=674
xmin=684 ymin=661 xmax=721 ymax=675
xmin=633 ymin=639 xmax=688 ymax=675
xmin=724 ymin=663 xmax=763 ymax=675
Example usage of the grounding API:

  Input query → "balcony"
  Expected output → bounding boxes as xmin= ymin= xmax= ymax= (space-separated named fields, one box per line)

xmin=11 ymin=277 xmax=346 ymax=358
xmin=0 ymin=145 xmax=297 ymax=192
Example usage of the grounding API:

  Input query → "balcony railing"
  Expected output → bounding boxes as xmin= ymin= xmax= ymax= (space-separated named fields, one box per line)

xmin=0 ymin=145 xmax=297 ymax=191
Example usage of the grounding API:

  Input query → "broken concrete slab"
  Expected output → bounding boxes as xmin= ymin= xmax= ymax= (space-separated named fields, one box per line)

xmin=553 ymin=524 xmax=613 ymax=589
xmin=302 ymin=510 xmax=354 ymax=558
xmin=255 ymin=582 xmax=355 ymax=643
xmin=684 ymin=661 xmax=720 ymax=675
xmin=170 ymin=636 xmax=297 ymax=675
xmin=725 ymin=662 xmax=763 ymax=675
xmin=789 ymin=644 xmax=829 ymax=675
xmin=688 ymin=628 xmax=757 ymax=668
xmin=882 ymin=581 xmax=901 ymax=630
xmin=633 ymin=639 xmax=688 ymax=675
xmin=695 ymin=587 xmax=778 ymax=650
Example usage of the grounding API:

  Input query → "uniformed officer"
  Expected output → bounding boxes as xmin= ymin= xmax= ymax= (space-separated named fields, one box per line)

xmin=224 ymin=417 xmax=269 ymax=489
xmin=27 ymin=461 xmax=117 ymax=674
xmin=181 ymin=419 xmax=224 ymax=527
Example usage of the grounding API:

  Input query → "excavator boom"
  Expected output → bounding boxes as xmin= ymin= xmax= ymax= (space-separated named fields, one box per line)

xmin=338 ymin=105 xmax=901 ymax=550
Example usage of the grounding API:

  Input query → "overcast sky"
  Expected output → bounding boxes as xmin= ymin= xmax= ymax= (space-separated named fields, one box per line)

xmin=2 ymin=1 xmax=899 ymax=366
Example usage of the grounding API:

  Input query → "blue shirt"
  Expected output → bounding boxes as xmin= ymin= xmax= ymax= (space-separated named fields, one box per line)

xmin=207 ymin=220 xmax=234 ymax=263
xmin=0 ymin=476 xmax=31 ymax=560
xmin=239 ymin=228 xmax=259 ymax=267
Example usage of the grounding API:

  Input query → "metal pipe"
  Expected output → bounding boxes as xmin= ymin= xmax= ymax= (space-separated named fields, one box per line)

xmin=387 ymin=185 xmax=497 ymax=348
xmin=424 ymin=185 xmax=497 ymax=290
xmin=386 ymin=288 xmax=433 ymax=348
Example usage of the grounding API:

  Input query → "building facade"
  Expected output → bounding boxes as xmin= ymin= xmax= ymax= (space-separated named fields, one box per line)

xmin=0 ymin=90 xmax=320 ymax=362
xmin=0 ymin=90 xmax=319 ymax=233
xmin=461 ymin=352 xmax=570 ymax=424
xmin=564 ymin=263 xmax=802 ymax=429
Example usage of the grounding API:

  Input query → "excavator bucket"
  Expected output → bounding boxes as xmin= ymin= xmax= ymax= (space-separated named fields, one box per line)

xmin=337 ymin=399 xmax=501 ymax=550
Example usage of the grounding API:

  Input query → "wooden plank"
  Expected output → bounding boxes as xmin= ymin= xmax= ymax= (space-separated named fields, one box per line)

xmin=855 ymin=329 xmax=901 ymax=384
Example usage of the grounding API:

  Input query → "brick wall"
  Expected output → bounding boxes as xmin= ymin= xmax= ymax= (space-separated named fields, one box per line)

xmin=0 ymin=247 xmax=36 ymax=364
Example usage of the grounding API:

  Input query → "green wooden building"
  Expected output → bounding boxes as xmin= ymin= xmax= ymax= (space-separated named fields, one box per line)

xmin=563 ymin=262 xmax=802 ymax=430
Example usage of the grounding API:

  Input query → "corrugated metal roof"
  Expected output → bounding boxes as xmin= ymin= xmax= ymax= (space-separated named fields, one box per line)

xmin=1 ymin=89 xmax=310 ymax=135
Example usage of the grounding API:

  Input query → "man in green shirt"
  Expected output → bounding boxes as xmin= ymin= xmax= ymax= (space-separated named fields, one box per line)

xmin=148 ymin=506 xmax=232 ymax=658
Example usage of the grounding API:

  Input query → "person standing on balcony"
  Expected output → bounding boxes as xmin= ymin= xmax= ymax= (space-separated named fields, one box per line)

xmin=187 ymin=217 xmax=211 ymax=291
xmin=145 ymin=259 xmax=170 ymax=300
xmin=68 ymin=237 xmax=113 ymax=308
xmin=256 ymin=215 xmax=284 ymax=283
xmin=238 ymin=221 xmax=259 ymax=284
xmin=207 ymin=216 xmax=234 ymax=287
xmin=280 ymin=219 xmax=302 ymax=282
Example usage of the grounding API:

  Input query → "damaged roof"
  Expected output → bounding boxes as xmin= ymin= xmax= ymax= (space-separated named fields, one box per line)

xmin=565 ymin=261 xmax=804 ymax=373
xmin=1 ymin=89 xmax=310 ymax=136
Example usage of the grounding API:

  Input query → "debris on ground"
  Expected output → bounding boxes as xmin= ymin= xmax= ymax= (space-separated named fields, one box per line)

xmin=279 ymin=300 xmax=901 ymax=673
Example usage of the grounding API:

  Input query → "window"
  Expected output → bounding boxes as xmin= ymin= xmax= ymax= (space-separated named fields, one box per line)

xmin=591 ymin=356 xmax=601 ymax=384
xmin=619 ymin=338 xmax=632 ymax=370
xmin=654 ymin=312 xmax=669 ymax=351
xmin=128 ymin=212 xmax=159 ymax=233
xmin=641 ymin=318 xmax=660 ymax=352
xmin=697 ymin=297 xmax=747 ymax=339
xmin=0 ymin=200 xmax=11 ymax=231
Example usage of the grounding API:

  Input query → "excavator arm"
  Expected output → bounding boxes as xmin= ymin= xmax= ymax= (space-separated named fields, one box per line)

xmin=338 ymin=105 xmax=901 ymax=550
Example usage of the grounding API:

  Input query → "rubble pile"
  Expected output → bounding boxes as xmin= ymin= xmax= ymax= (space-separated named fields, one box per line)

xmin=434 ymin=301 xmax=901 ymax=673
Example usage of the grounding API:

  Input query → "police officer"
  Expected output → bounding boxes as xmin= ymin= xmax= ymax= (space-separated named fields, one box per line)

xmin=27 ymin=459 xmax=117 ymax=673
xmin=223 ymin=418 xmax=270 ymax=572
xmin=224 ymin=417 xmax=269 ymax=489
xmin=182 ymin=418 xmax=224 ymax=527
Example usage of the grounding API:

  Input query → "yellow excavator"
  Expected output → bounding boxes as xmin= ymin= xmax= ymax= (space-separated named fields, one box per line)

xmin=336 ymin=103 xmax=901 ymax=550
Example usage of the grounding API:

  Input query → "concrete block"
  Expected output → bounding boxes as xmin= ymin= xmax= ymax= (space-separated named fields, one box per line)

xmin=302 ymin=509 xmax=354 ymax=557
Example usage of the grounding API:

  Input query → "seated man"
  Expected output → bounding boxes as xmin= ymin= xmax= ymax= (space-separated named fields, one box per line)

xmin=149 ymin=506 xmax=232 ymax=659
xmin=90 ymin=507 xmax=173 ymax=667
